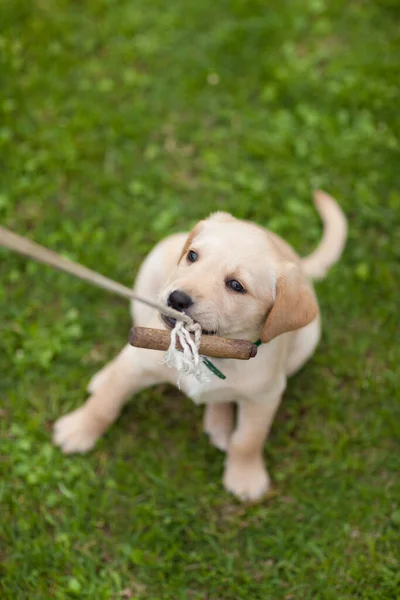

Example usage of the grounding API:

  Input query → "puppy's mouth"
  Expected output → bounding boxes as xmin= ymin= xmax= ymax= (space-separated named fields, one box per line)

xmin=161 ymin=314 xmax=216 ymax=336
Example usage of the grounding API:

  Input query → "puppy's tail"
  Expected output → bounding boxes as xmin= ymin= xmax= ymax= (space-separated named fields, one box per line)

xmin=301 ymin=190 xmax=347 ymax=280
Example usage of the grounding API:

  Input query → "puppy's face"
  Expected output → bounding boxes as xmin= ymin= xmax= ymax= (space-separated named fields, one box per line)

xmin=160 ymin=213 xmax=278 ymax=339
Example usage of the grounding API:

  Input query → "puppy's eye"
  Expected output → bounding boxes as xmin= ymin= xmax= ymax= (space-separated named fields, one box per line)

xmin=226 ymin=279 xmax=246 ymax=293
xmin=187 ymin=250 xmax=198 ymax=263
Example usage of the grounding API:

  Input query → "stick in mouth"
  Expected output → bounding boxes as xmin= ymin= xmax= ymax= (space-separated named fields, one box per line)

xmin=130 ymin=327 xmax=258 ymax=360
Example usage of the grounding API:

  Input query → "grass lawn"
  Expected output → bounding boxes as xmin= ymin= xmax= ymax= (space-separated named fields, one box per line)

xmin=1 ymin=0 xmax=400 ymax=598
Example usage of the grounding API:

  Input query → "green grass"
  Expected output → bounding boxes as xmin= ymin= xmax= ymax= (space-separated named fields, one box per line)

xmin=1 ymin=0 xmax=400 ymax=598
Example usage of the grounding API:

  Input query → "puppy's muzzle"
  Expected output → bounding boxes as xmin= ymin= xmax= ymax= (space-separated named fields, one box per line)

xmin=162 ymin=290 xmax=215 ymax=334
xmin=162 ymin=290 xmax=193 ymax=330
xmin=167 ymin=290 xmax=193 ymax=312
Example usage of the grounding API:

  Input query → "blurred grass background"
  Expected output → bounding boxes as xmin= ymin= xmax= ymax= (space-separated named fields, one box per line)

xmin=1 ymin=1 xmax=399 ymax=598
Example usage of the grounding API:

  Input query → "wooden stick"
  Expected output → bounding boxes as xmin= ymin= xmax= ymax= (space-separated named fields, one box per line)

xmin=130 ymin=327 xmax=258 ymax=360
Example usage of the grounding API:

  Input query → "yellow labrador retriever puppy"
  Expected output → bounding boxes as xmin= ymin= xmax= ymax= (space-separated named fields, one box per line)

xmin=54 ymin=191 xmax=347 ymax=501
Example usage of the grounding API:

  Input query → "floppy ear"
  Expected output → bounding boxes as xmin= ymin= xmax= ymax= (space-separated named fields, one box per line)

xmin=178 ymin=221 xmax=205 ymax=263
xmin=261 ymin=263 xmax=318 ymax=343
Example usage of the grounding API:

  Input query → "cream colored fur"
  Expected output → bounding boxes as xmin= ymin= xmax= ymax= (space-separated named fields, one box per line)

xmin=54 ymin=191 xmax=347 ymax=502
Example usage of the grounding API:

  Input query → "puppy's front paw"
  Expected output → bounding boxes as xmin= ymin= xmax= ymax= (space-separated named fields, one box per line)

xmin=53 ymin=407 xmax=101 ymax=454
xmin=223 ymin=459 xmax=270 ymax=502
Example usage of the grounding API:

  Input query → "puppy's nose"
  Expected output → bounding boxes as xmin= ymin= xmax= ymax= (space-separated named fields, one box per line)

xmin=167 ymin=290 xmax=193 ymax=312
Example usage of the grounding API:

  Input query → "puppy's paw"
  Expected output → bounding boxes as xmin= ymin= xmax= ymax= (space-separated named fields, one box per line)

xmin=53 ymin=407 xmax=101 ymax=454
xmin=223 ymin=459 xmax=270 ymax=502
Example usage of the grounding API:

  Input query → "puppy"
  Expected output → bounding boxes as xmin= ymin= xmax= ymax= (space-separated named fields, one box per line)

xmin=54 ymin=191 xmax=347 ymax=502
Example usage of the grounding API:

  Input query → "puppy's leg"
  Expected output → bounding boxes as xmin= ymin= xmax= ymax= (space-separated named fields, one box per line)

xmin=223 ymin=391 xmax=283 ymax=502
xmin=53 ymin=345 xmax=167 ymax=454
xmin=87 ymin=360 xmax=116 ymax=395
xmin=203 ymin=403 xmax=235 ymax=452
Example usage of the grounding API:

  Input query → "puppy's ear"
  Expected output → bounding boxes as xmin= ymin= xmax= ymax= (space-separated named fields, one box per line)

xmin=178 ymin=221 xmax=205 ymax=263
xmin=261 ymin=263 xmax=318 ymax=343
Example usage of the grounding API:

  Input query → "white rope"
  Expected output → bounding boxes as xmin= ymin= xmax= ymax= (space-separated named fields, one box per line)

xmin=161 ymin=321 xmax=211 ymax=387
xmin=0 ymin=226 xmax=210 ymax=384
xmin=0 ymin=226 xmax=192 ymax=326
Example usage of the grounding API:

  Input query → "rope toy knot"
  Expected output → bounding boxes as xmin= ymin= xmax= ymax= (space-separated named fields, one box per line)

xmin=161 ymin=321 xmax=211 ymax=387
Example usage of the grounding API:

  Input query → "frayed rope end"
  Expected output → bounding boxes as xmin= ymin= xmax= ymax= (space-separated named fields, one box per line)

xmin=161 ymin=321 xmax=211 ymax=388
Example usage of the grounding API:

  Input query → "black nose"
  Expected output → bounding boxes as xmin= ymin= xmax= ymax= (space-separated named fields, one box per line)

xmin=167 ymin=290 xmax=193 ymax=312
